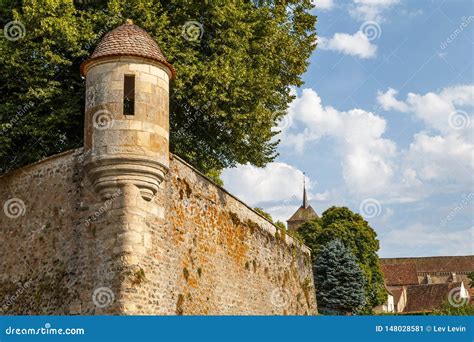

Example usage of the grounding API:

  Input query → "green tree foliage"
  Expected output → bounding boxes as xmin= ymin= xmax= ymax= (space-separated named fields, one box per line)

xmin=0 ymin=0 xmax=316 ymax=174
xmin=298 ymin=206 xmax=386 ymax=309
xmin=204 ymin=168 xmax=224 ymax=186
xmin=254 ymin=207 xmax=273 ymax=221
xmin=315 ymin=239 xmax=366 ymax=315
xmin=432 ymin=301 xmax=474 ymax=316
xmin=253 ymin=207 xmax=287 ymax=230
xmin=274 ymin=220 xmax=286 ymax=230
xmin=467 ymin=272 xmax=474 ymax=287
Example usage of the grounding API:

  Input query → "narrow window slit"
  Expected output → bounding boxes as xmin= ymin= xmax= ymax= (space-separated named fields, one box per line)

xmin=123 ymin=75 xmax=135 ymax=115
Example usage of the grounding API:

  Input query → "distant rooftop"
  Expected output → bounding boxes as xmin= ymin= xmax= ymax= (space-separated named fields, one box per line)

xmin=381 ymin=255 xmax=474 ymax=274
xmin=381 ymin=263 xmax=419 ymax=286
xmin=287 ymin=205 xmax=318 ymax=223
xmin=405 ymin=282 xmax=464 ymax=312
xmin=287 ymin=174 xmax=319 ymax=227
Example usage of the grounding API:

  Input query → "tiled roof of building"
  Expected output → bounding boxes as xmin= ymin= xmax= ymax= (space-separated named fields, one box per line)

xmin=381 ymin=255 xmax=474 ymax=274
xmin=287 ymin=176 xmax=319 ymax=225
xmin=287 ymin=205 xmax=318 ymax=222
xmin=381 ymin=263 xmax=419 ymax=286
xmin=404 ymin=282 xmax=462 ymax=313
xmin=390 ymin=287 xmax=404 ymax=304
xmin=80 ymin=19 xmax=175 ymax=77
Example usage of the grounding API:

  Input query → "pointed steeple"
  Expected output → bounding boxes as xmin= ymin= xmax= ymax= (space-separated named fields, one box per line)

xmin=287 ymin=172 xmax=318 ymax=231
xmin=303 ymin=172 xmax=308 ymax=209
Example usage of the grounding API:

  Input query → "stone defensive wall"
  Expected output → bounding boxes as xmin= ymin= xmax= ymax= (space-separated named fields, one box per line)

xmin=0 ymin=148 xmax=317 ymax=315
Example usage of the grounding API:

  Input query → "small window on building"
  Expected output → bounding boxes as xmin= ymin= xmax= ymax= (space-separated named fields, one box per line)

xmin=123 ymin=75 xmax=135 ymax=115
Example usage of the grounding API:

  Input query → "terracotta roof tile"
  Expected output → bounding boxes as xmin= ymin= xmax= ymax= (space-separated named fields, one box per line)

xmin=381 ymin=263 xmax=419 ymax=286
xmin=404 ymin=282 xmax=463 ymax=312
xmin=381 ymin=255 xmax=474 ymax=274
xmin=80 ymin=20 xmax=175 ymax=77
xmin=390 ymin=287 xmax=404 ymax=304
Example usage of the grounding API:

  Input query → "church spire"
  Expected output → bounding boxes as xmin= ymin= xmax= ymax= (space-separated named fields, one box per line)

xmin=303 ymin=172 xmax=308 ymax=208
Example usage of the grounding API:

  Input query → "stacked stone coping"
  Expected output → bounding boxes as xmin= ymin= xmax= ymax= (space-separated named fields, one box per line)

xmin=0 ymin=148 xmax=311 ymax=256
xmin=0 ymin=149 xmax=79 ymax=180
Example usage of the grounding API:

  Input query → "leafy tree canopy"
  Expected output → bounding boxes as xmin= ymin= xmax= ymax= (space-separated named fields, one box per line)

xmin=315 ymin=239 xmax=366 ymax=315
xmin=253 ymin=207 xmax=287 ymax=230
xmin=298 ymin=206 xmax=386 ymax=309
xmin=274 ymin=220 xmax=286 ymax=230
xmin=467 ymin=272 xmax=474 ymax=288
xmin=432 ymin=301 xmax=474 ymax=316
xmin=0 ymin=0 xmax=317 ymax=175
xmin=254 ymin=207 xmax=273 ymax=221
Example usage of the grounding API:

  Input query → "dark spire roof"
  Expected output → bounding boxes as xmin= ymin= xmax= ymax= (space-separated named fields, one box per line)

xmin=80 ymin=19 xmax=175 ymax=78
xmin=303 ymin=173 xmax=308 ymax=209
xmin=287 ymin=173 xmax=318 ymax=224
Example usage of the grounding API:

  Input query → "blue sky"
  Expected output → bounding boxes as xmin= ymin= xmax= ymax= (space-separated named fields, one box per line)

xmin=222 ymin=0 xmax=473 ymax=258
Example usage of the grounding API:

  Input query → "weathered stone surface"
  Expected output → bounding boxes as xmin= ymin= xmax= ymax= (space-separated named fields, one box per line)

xmin=84 ymin=58 xmax=170 ymax=201
xmin=0 ymin=149 xmax=317 ymax=315
xmin=0 ymin=21 xmax=317 ymax=317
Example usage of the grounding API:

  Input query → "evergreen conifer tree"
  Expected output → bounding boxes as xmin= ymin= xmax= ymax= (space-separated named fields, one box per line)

xmin=315 ymin=239 xmax=366 ymax=315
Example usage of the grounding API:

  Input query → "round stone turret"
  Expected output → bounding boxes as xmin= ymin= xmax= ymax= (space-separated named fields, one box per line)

xmin=80 ymin=20 xmax=174 ymax=200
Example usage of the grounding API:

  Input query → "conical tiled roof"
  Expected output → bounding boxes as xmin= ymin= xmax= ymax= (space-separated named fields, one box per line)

xmin=80 ymin=19 xmax=175 ymax=78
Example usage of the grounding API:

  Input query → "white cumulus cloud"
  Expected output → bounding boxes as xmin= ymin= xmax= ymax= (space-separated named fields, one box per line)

xmin=221 ymin=85 xmax=473 ymax=230
xmin=318 ymin=31 xmax=377 ymax=59
xmin=377 ymin=85 xmax=474 ymax=191
xmin=280 ymin=85 xmax=473 ymax=201
xmin=350 ymin=0 xmax=400 ymax=22
xmin=221 ymin=162 xmax=310 ymax=207
xmin=378 ymin=85 xmax=473 ymax=133
xmin=381 ymin=224 xmax=474 ymax=257
xmin=282 ymin=88 xmax=396 ymax=196
xmin=376 ymin=88 xmax=409 ymax=112
xmin=312 ymin=0 xmax=335 ymax=10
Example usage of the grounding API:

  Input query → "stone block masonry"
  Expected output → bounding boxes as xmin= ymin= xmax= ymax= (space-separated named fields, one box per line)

xmin=0 ymin=20 xmax=317 ymax=316
xmin=0 ymin=148 xmax=317 ymax=315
